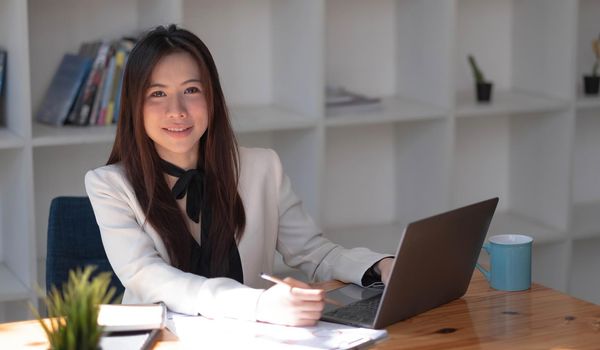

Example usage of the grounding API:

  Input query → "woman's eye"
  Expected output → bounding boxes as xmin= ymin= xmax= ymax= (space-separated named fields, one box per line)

xmin=150 ymin=91 xmax=166 ymax=97
xmin=184 ymin=86 xmax=200 ymax=94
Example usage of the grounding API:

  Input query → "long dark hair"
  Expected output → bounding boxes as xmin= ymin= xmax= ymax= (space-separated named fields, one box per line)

xmin=107 ymin=25 xmax=246 ymax=273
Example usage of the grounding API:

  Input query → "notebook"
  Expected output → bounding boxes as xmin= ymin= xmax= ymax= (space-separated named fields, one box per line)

xmin=321 ymin=198 xmax=499 ymax=329
xmin=98 ymin=303 xmax=166 ymax=350
xmin=167 ymin=311 xmax=388 ymax=350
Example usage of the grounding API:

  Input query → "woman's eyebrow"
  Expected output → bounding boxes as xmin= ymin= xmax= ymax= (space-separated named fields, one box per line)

xmin=147 ymin=79 xmax=202 ymax=89
xmin=147 ymin=82 xmax=167 ymax=89
xmin=181 ymin=78 xmax=202 ymax=85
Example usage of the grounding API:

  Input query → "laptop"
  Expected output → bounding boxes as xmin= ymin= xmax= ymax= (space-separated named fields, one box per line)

xmin=321 ymin=197 xmax=499 ymax=329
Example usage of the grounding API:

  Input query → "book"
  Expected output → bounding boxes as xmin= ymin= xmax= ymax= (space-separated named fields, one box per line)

xmin=89 ymin=44 xmax=116 ymax=125
xmin=75 ymin=42 xmax=111 ymax=125
xmin=97 ymin=303 xmax=166 ymax=332
xmin=100 ymin=329 xmax=161 ymax=350
xmin=325 ymin=86 xmax=382 ymax=116
xmin=97 ymin=54 xmax=116 ymax=125
xmin=0 ymin=49 xmax=6 ymax=126
xmin=96 ymin=303 xmax=165 ymax=350
xmin=35 ymin=53 xmax=93 ymax=126
xmin=167 ymin=311 xmax=388 ymax=349
xmin=105 ymin=39 xmax=132 ymax=125
xmin=0 ymin=49 xmax=6 ymax=97
xmin=66 ymin=41 xmax=101 ymax=124
xmin=112 ymin=38 xmax=135 ymax=123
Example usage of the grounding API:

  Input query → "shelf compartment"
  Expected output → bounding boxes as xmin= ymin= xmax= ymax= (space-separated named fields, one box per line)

xmin=0 ymin=129 xmax=25 ymax=150
xmin=576 ymin=0 xmax=600 ymax=103
xmin=326 ymin=0 xmax=453 ymax=112
xmin=32 ymin=123 xmax=116 ymax=147
xmin=0 ymin=264 xmax=30 ymax=303
xmin=573 ymin=110 xmax=600 ymax=206
xmin=576 ymin=96 xmax=600 ymax=111
xmin=569 ymin=236 xmax=600 ymax=305
xmin=487 ymin=211 xmax=565 ymax=245
xmin=323 ymin=210 xmax=565 ymax=259
xmin=456 ymin=0 xmax=575 ymax=106
xmin=324 ymin=119 xmax=450 ymax=230
xmin=325 ymin=96 xmax=447 ymax=127
xmin=456 ymin=90 xmax=569 ymax=118
xmin=454 ymin=109 xmax=572 ymax=232
xmin=33 ymin=143 xmax=114 ymax=259
xmin=183 ymin=0 xmax=322 ymax=120
xmin=229 ymin=105 xmax=317 ymax=134
xmin=324 ymin=222 xmax=404 ymax=256
xmin=572 ymin=202 xmax=600 ymax=240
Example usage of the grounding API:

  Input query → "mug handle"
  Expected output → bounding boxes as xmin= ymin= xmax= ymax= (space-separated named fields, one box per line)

xmin=475 ymin=242 xmax=491 ymax=282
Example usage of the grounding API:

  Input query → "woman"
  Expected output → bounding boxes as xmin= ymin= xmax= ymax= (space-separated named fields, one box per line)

xmin=85 ymin=25 xmax=393 ymax=326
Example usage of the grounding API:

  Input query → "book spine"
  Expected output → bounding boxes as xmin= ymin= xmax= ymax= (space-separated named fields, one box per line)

xmin=77 ymin=42 xmax=110 ymax=125
xmin=105 ymin=49 xmax=125 ymax=125
xmin=67 ymin=41 xmax=98 ymax=124
xmin=88 ymin=44 xmax=115 ymax=126
xmin=97 ymin=55 xmax=116 ymax=126
xmin=88 ymin=66 xmax=108 ymax=126
xmin=113 ymin=40 xmax=135 ymax=123
xmin=36 ymin=54 xmax=92 ymax=126
xmin=0 ymin=49 xmax=6 ymax=97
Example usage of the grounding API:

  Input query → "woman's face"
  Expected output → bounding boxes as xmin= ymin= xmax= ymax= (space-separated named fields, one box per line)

xmin=143 ymin=51 xmax=209 ymax=168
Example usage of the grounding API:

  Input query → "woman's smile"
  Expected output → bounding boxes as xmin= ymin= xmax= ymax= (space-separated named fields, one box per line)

xmin=163 ymin=125 xmax=194 ymax=138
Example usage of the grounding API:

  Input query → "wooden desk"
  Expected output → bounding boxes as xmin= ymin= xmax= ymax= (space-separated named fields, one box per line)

xmin=2 ymin=271 xmax=600 ymax=349
xmin=367 ymin=271 xmax=600 ymax=349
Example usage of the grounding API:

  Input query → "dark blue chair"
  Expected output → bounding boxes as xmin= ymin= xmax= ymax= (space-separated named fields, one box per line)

xmin=46 ymin=196 xmax=124 ymax=301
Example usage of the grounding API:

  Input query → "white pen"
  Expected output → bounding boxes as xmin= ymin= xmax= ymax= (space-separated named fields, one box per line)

xmin=260 ymin=273 xmax=344 ymax=307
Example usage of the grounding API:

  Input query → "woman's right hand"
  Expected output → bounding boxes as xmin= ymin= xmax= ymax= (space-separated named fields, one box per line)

xmin=255 ymin=277 xmax=325 ymax=326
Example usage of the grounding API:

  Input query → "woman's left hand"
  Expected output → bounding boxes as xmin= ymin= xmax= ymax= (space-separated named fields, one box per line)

xmin=376 ymin=258 xmax=395 ymax=285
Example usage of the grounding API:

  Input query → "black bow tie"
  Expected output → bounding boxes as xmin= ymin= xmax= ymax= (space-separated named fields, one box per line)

xmin=159 ymin=158 xmax=243 ymax=283
xmin=160 ymin=159 xmax=204 ymax=223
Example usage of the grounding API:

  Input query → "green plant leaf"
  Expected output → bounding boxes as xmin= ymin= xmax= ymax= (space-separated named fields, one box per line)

xmin=31 ymin=266 xmax=116 ymax=350
xmin=468 ymin=54 xmax=486 ymax=83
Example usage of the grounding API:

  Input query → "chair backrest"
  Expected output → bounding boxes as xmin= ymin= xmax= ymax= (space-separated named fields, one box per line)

xmin=46 ymin=196 xmax=124 ymax=300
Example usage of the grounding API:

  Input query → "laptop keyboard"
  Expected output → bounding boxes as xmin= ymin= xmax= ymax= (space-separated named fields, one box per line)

xmin=323 ymin=294 xmax=381 ymax=325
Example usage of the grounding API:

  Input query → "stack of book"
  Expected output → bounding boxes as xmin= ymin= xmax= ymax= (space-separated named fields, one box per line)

xmin=36 ymin=38 xmax=136 ymax=127
xmin=98 ymin=303 xmax=165 ymax=350
xmin=325 ymin=86 xmax=382 ymax=116
xmin=0 ymin=48 xmax=6 ymax=126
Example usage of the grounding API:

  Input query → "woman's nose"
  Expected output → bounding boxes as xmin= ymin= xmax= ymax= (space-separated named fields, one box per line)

xmin=167 ymin=95 xmax=187 ymax=118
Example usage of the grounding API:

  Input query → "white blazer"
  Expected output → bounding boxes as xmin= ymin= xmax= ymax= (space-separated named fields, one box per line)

xmin=85 ymin=147 xmax=388 ymax=321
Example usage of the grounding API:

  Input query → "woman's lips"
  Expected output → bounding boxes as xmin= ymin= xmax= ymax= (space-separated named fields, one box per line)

xmin=163 ymin=126 xmax=193 ymax=137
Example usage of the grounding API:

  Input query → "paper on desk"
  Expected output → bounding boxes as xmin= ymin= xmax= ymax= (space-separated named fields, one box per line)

xmin=167 ymin=311 xmax=387 ymax=349
xmin=100 ymin=332 xmax=151 ymax=350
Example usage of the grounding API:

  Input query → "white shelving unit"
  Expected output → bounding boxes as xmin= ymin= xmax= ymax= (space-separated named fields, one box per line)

xmin=455 ymin=90 xmax=570 ymax=119
xmin=325 ymin=96 xmax=447 ymax=126
xmin=0 ymin=129 xmax=24 ymax=149
xmin=1 ymin=0 xmax=599 ymax=322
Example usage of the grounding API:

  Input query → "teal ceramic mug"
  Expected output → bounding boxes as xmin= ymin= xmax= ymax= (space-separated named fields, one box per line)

xmin=476 ymin=234 xmax=533 ymax=291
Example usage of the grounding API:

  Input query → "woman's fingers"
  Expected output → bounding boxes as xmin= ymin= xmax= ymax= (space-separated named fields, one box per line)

xmin=282 ymin=277 xmax=312 ymax=289
xmin=297 ymin=300 xmax=325 ymax=312
xmin=377 ymin=257 xmax=395 ymax=285
xmin=290 ymin=286 xmax=325 ymax=301
xmin=299 ymin=310 xmax=323 ymax=320
xmin=255 ymin=279 xmax=326 ymax=326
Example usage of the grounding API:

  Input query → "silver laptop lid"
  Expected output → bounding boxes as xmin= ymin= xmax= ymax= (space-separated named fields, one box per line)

xmin=372 ymin=197 xmax=498 ymax=329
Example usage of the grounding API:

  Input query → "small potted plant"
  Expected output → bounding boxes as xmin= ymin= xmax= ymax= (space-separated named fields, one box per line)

xmin=31 ymin=266 xmax=116 ymax=350
xmin=583 ymin=34 xmax=600 ymax=96
xmin=468 ymin=54 xmax=493 ymax=103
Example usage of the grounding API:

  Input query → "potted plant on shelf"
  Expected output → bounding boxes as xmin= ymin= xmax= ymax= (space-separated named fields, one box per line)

xmin=31 ymin=266 xmax=116 ymax=350
xmin=583 ymin=34 xmax=600 ymax=96
xmin=468 ymin=54 xmax=493 ymax=103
